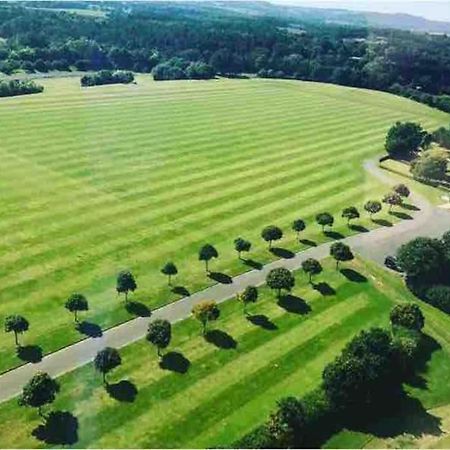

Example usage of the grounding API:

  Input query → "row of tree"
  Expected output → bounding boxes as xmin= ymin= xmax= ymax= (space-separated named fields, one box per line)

xmin=152 ymin=59 xmax=215 ymax=81
xmin=0 ymin=79 xmax=43 ymax=97
xmin=80 ymin=70 xmax=134 ymax=87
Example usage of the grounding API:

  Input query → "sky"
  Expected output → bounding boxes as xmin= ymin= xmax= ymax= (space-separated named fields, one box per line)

xmin=269 ymin=1 xmax=450 ymax=22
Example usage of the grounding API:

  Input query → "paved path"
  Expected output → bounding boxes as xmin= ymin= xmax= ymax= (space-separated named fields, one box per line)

xmin=0 ymin=160 xmax=448 ymax=404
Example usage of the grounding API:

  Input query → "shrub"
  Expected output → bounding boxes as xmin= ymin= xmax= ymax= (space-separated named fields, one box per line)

xmin=411 ymin=150 xmax=448 ymax=182
xmin=0 ymin=79 xmax=44 ymax=97
xmin=426 ymin=285 xmax=450 ymax=314
xmin=81 ymin=70 xmax=134 ymax=87
xmin=390 ymin=303 xmax=425 ymax=331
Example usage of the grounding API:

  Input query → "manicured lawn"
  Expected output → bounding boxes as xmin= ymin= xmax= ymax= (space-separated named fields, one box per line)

xmin=0 ymin=257 xmax=405 ymax=448
xmin=0 ymin=76 xmax=448 ymax=374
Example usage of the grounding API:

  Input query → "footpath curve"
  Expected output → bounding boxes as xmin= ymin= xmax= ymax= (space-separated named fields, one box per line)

xmin=0 ymin=159 xmax=448 ymax=404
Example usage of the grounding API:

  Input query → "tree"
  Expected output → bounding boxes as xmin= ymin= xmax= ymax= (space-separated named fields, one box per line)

xmin=390 ymin=303 xmax=425 ymax=332
xmin=94 ymin=347 xmax=121 ymax=384
xmin=192 ymin=300 xmax=220 ymax=335
xmin=342 ymin=206 xmax=360 ymax=225
xmin=393 ymin=184 xmax=410 ymax=198
xmin=364 ymin=200 xmax=382 ymax=218
xmin=161 ymin=262 xmax=178 ymax=286
xmin=266 ymin=267 xmax=295 ymax=298
xmin=116 ymin=270 xmax=137 ymax=302
xmin=198 ymin=244 xmax=218 ymax=273
xmin=301 ymin=258 xmax=323 ymax=284
xmin=316 ymin=212 xmax=334 ymax=232
xmin=383 ymin=192 xmax=402 ymax=212
xmin=237 ymin=286 xmax=258 ymax=315
xmin=411 ymin=150 xmax=448 ymax=181
xmin=65 ymin=293 xmax=88 ymax=323
xmin=234 ymin=237 xmax=251 ymax=259
xmin=261 ymin=226 xmax=283 ymax=249
xmin=330 ymin=242 xmax=354 ymax=269
xmin=385 ymin=122 xmax=426 ymax=157
xmin=267 ymin=396 xmax=305 ymax=447
xmin=146 ymin=319 xmax=172 ymax=357
xmin=19 ymin=372 xmax=59 ymax=417
xmin=292 ymin=219 xmax=306 ymax=241
xmin=4 ymin=315 xmax=29 ymax=347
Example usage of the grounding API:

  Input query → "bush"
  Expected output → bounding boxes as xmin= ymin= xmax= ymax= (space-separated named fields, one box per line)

xmin=390 ymin=303 xmax=425 ymax=331
xmin=426 ymin=285 xmax=450 ymax=314
xmin=0 ymin=79 xmax=44 ymax=97
xmin=411 ymin=150 xmax=448 ymax=182
xmin=81 ymin=70 xmax=134 ymax=87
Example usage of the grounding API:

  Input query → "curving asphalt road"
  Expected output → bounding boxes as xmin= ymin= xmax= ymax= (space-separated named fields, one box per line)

xmin=0 ymin=159 xmax=448 ymax=404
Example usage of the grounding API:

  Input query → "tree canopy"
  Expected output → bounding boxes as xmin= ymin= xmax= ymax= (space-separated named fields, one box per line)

xmin=192 ymin=300 xmax=220 ymax=334
xmin=316 ymin=212 xmax=334 ymax=231
xmin=390 ymin=303 xmax=425 ymax=332
xmin=116 ymin=270 xmax=137 ymax=301
xmin=146 ymin=319 xmax=172 ymax=356
xmin=330 ymin=242 xmax=354 ymax=269
xmin=385 ymin=122 xmax=427 ymax=157
xmin=94 ymin=347 xmax=121 ymax=384
xmin=261 ymin=226 xmax=283 ymax=248
xmin=65 ymin=293 xmax=88 ymax=323
xmin=266 ymin=267 xmax=295 ymax=297
xmin=19 ymin=372 xmax=59 ymax=416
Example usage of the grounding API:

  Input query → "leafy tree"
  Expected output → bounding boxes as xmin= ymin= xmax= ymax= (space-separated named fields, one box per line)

xmin=316 ymin=212 xmax=334 ymax=232
xmin=146 ymin=319 xmax=172 ymax=357
xmin=94 ymin=347 xmax=121 ymax=384
xmin=411 ymin=150 xmax=448 ymax=181
xmin=19 ymin=372 xmax=59 ymax=416
xmin=116 ymin=270 xmax=137 ymax=302
xmin=65 ymin=293 xmax=88 ymax=323
xmin=237 ymin=286 xmax=258 ymax=315
xmin=390 ymin=303 xmax=425 ymax=332
xmin=161 ymin=262 xmax=178 ymax=286
xmin=266 ymin=267 xmax=295 ymax=298
xmin=261 ymin=225 xmax=283 ymax=249
xmin=426 ymin=285 xmax=450 ymax=314
xmin=385 ymin=122 xmax=426 ymax=157
xmin=301 ymin=258 xmax=323 ymax=284
xmin=234 ymin=237 xmax=251 ymax=259
xmin=393 ymin=184 xmax=410 ymax=198
xmin=364 ymin=200 xmax=382 ymax=218
xmin=192 ymin=300 xmax=220 ymax=335
xmin=342 ymin=206 xmax=360 ymax=225
xmin=397 ymin=237 xmax=446 ymax=283
xmin=267 ymin=397 xmax=305 ymax=447
xmin=4 ymin=315 xmax=29 ymax=347
xmin=383 ymin=192 xmax=403 ymax=212
xmin=330 ymin=242 xmax=354 ymax=269
xmin=198 ymin=244 xmax=218 ymax=273
xmin=292 ymin=219 xmax=306 ymax=241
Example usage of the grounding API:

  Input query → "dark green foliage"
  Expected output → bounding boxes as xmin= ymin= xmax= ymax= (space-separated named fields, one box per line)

xmin=383 ymin=191 xmax=403 ymax=211
xmin=4 ymin=315 xmax=29 ymax=347
xmin=364 ymin=200 xmax=382 ymax=218
xmin=426 ymin=285 xmax=450 ymax=314
xmin=153 ymin=59 xmax=215 ymax=81
xmin=146 ymin=319 xmax=172 ymax=357
xmin=234 ymin=237 xmax=251 ymax=259
xmin=65 ymin=293 xmax=88 ymax=323
xmin=292 ymin=219 xmax=306 ymax=240
xmin=385 ymin=122 xmax=427 ymax=157
xmin=94 ymin=347 xmax=121 ymax=384
xmin=116 ymin=270 xmax=137 ymax=301
xmin=390 ymin=303 xmax=425 ymax=331
xmin=237 ymin=286 xmax=258 ymax=314
xmin=432 ymin=125 xmax=450 ymax=150
xmin=19 ymin=372 xmax=59 ymax=416
xmin=161 ymin=262 xmax=178 ymax=285
xmin=233 ymin=425 xmax=274 ymax=449
xmin=0 ymin=79 xmax=43 ymax=97
xmin=342 ymin=206 xmax=360 ymax=224
xmin=81 ymin=70 xmax=134 ymax=87
xmin=301 ymin=258 xmax=322 ymax=283
xmin=330 ymin=242 xmax=353 ymax=269
xmin=266 ymin=267 xmax=295 ymax=298
xmin=198 ymin=244 xmax=219 ymax=273
xmin=315 ymin=212 xmax=333 ymax=231
xmin=261 ymin=225 xmax=283 ymax=248
xmin=393 ymin=183 xmax=410 ymax=198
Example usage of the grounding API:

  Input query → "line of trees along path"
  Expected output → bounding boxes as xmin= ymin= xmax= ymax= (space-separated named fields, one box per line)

xmin=0 ymin=158 xmax=448 ymax=404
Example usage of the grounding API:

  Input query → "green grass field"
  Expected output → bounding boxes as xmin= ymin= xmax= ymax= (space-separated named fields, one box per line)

xmin=0 ymin=76 xmax=448 ymax=374
xmin=1 ymin=257 xmax=446 ymax=448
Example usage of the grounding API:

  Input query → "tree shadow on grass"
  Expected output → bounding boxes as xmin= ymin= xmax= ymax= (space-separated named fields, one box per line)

xmin=159 ymin=351 xmax=190 ymax=374
xmin=390 ymin=211 xmax=413 ymax=220
xmin=32 ymin=411 xmax=79 ymax=446
xmin=278 ymin=294 xmax=311 ymax=315
xmin=349 ymin=224 xmax=369 ymax=233
xmin=340 ymin=268 xmax=368 ymax=283
xmin=205 ymin=329 xmax=237 ymax=349
xmin=313 ymin=282 xmax=336 ymax=296
xmin=172 ymin=285 xmax=190 ymax=297
xmin=243 ymin=258 xmax=263 ymax=270
xmin=401 ymin=203 xmax=420 ymax=211
xmin=300 ymin=238 xmax=317 ymax=247
xmin=372 ymin=218 xmax=393 ymax=227
xmin=125 ymin=301 xmax=151 ymax=317
xmin=106 ymin=380 xmax=138 ymax=402
xmin=247 ymin=314 xmax=278 ymax=330
xmin=209 ymin=272 xmax=233 ymax=284
xmin=270 ymin=247 xmax=295 ymax=259
xmin=17 ymin=345 xmax=43 ymax=363
xmin=324 ymin=230 xmax=345 ymax=240
xmin=76 ymin=321 xmax=103 ymax=338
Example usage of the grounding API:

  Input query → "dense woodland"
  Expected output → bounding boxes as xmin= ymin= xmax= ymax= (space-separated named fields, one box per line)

xmin=0 ymin=2 xmax=450 ymax=110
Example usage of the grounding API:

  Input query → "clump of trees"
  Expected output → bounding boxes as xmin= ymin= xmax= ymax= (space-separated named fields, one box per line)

xmin=81 ymin=70 xmax=134 ymax=87
xmin=152 ymin=59 xmax=215 ymax=81
xmin=0 ymin=79 xmax=43 ymax=97
xmin=385 ymin=122 xmax=429 ymax=158
xmin=411 ymin=149 xmax=448 ymax=182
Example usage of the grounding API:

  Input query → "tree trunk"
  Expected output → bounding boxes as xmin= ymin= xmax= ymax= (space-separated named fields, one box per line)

xmin=14 ymin=331 xmax=19 ymax=347
xmin=309 ymin=273 xmax=312 ymax=284
xmin=238 ymin=251 xmax=241 ymax=260
xmin=74 ymin=310 xmax=78 ymax=323
xmin=157 ymin=346 xmax=162 ymax=358
xmin=125 ymin=291 xmax=128 ymax=302
xmin=168 ymin=274 xmax=172 ymax=286
xmin=269 ymin=240 xmax=272 ymax=249
xmin=205 ymin=260 xmax=209 ymax=274
xmin=336 ymin=260 xmax=340 ymax=270
xmin=202 ymin=320 xmax=207 ymax=335
xmin=103 ymin=372 xmax=107 ymax=385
